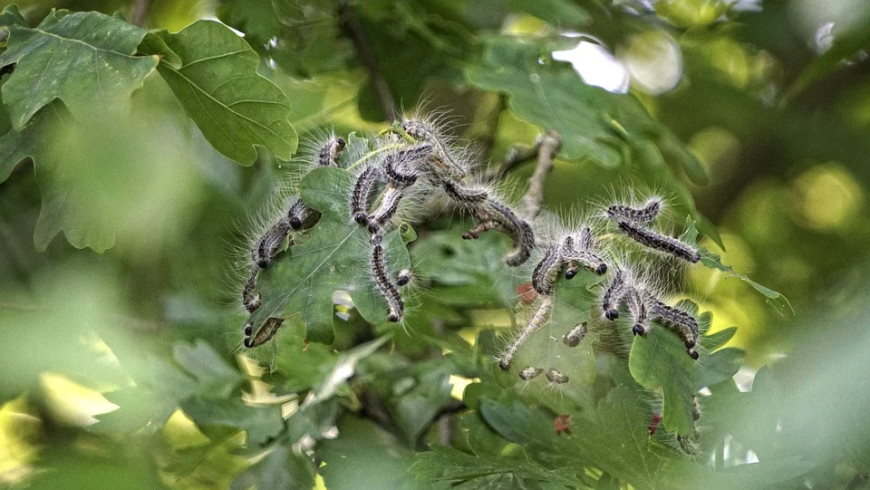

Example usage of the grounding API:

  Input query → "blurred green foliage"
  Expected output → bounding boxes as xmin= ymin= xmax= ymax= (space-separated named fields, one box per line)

xmin=1 ymin=0 xmax=870 ymax=488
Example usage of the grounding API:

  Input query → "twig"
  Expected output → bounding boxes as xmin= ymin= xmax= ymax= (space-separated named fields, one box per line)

xmin=337 ymin=1 xmax=398 ymax=121
xmin=520 ymin=130 xmax=561 ymax=220
xmin=130 ymin=0 xmax=151 ymax=27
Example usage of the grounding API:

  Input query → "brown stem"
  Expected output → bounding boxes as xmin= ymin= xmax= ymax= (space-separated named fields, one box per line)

xmin=130 ymin=0 xmax=150 ymax=27
xmin=520 ymin=130 xmax=561 ymax=220
xmin=337 ymin=1 xmax=398 ymax=121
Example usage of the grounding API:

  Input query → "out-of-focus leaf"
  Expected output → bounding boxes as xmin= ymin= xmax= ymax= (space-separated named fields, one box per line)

xmin=466 ymin=36 xmax=707 ymax=186
xmin=411 ymin=445 xmax=582 ymax=488
xmin=248 ymin=165 xmax=411 ymax=344
xmin=629 ymin=301 xmax=743 ymax=435
xmin=138 ymin=20 xmax=298 ymax=164
xmin=508 ymin=0 xmax=590 ymax=27
xmin=173 ymin=340 xmax=243 ymax=399
xmin=318 ymin=415 xmax=421 ymax=490
xmin=0 ymin=5 xmax=26 ymax=28
xmin=0 ymin=10 xmax=157 ymax=128
xmin=230 ymin=444 xmax=316 ymax=490
xmin=182 ymin=398 xmax=283 ymax=447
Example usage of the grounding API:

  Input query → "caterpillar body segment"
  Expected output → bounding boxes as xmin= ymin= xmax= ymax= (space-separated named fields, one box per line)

xmin=617 ymin=221 xmax=701 ymax=263
xmin=350 ymin=166 xmax=381 ymax=225
xmin=519 ymin=366 xmax=544 ymax=381
xmin=442 ymin=179 xmax=488 ymax=204
xmin=242 ymin=270 xmax=261 ymax=313
xmin=650 ymin=300 xmax=700 ymax=357
xmin=479 ymin=199 xmax=535 ymax=266
xmin=401 ymin=119 xmax=467 ymax=180
xmin=370 ymin=235 xmax=404 ymax=323
xmin=563 ymin=322 xmax=588 ymax=347
xmin=561 ymin=229 xmax=607 ymax=277
xmin=531 ymin=244 xmax=563 ymax=296
xmin=367 ymin=186 xmax=405 ymax=233
xmin=243 ymin=317 xmax=285 ymax=348
xmin=252 ymin=218 xmax=293 ymax=269
xmin=383 ymin=143 xmax=431 ymax=188
xmin=601 ymin=269 xmax=628 ymax=320
xmin=607 ymin=197 xmax=662 ymax=225
xmin=625 ymin=288 xmax=650 ymax=336
xmin=317 ymin=137 xmax=346 ymax=167
xmin=499 ymin=296 xmax=553 ymax=371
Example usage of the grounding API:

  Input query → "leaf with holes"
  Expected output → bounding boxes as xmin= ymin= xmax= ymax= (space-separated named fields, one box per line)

xmin=139 ymin=20 xmax=297 ymax=164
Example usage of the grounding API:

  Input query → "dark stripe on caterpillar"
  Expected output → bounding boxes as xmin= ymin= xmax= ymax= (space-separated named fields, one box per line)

xmin=442 ymin=179 xmax=488 ymax=204
xmin=350 ymin=166 xmax=381 ymax=225
xmin=531 ymin=244 xmax=562 ymax=295
xmin=602 ymin=269 xmax=627 ymax=320
xmin=242 ymin=269 xmax=261 ymax=313
xmin=367 ymin=186 xmax=405 ymax=233
xmin=617 ymin=220 xmax=701 ymax=263
xmin=649 ymin=300 xmax=700 ymax=355
xmin=383 ymin=143 xmax=431 ymax=188
xmin=401 ymin=119 xmax=466 ymax=179
xmin=607 ymin=198 xmax=662 ymax=225
xmin=252 ymin=219 xmax=293 ymax=269
xmin=371 ymin=241 xmax=404 ymax=322
xmin=317 ymin=137 xmax=346 ymax=167
xmin=625 ymin=287 xmax=650 ymax=336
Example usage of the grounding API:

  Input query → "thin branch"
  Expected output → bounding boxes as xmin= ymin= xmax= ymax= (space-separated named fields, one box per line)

xmin=337 ymin=1 xmax=398 ymax=121
xmin=520 ymin=130 xmax=561 ymax=220
xmin=130 ymin=0 xmax=151 ymax=27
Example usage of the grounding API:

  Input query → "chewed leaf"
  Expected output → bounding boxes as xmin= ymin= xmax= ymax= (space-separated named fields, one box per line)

xmin=682 ymin=218 xmax=793 ymax=315
xmin=139 ymin=20 xmax=298 ymax=164
xmin=247 ymin=167 xmax=411 ymax=344
xmin=629 ymin=301 xmax=744 ymax=435
xmin=0 ymin=10 xmax=157 ymax=128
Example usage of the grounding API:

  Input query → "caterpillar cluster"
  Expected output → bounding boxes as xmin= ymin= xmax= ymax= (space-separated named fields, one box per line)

xmin=348 ymin=118 xmax=536 ymax=324
xmin=239 ymin=117 xmax=536 ymax=343
xmin=241 ymin=137 xmax=346 ymax=347
xmin=606 ymin=197 xmax=700 ymax=263
xmin=500 ymin=197 xmax=704 ymax=382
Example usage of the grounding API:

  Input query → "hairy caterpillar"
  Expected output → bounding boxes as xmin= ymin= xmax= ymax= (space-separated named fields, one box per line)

xmin=370 ymin=233 xmax=404 ymax=323
xmin=625 ymin=288 xmax=650 ymax=336
xmin=243 ymin=317 xmax=284 ymax=348
xmin=650 ymin=299 xmax=700 ymax=358
xmin=350 ymin=166 xmax=381 ymax=225
xmin=252 ymin=218 xmax=294 ymax=269
xmin=601 ymin=269 xmax=628 ymax=320
xmin=546 ymin=368 xmax=569 ymax=384
xmin=383 ymin=143 xmax=431 ymax=188
xmin=616 ymin=221 xmax=701 ymax=263
xmin=499 ymin=296 xmax=553 ymax=371
xmin=441 ymin=179 xmax=488 ymax=204
xmin=317 ymin=137 xmax=346 ymax=167
xmin=607 ymin=197 xmax=662 ymax=225
xmin=242 ymin=271 xmax=261 ymax=313
xmin=531 ymin=244 xmax=563 ymax=295
xmin=563 ymin=322 xmax=588 ymax=347
xmin=466 ymin=199 xmax=535 ymax=266
xmin=367 ymin=186 xmax=406 ymax=233
xmin=401 ymin=119 xmax=467 ymax=180
xmin=518 ymin=366 xmax=544 ymax=381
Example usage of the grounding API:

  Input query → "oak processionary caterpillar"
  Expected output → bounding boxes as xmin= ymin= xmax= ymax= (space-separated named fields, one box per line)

xmin=563 ymin=322 xmax=588 ymax=347
xmin=607 ymin=197 xmax=700 ymax=263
